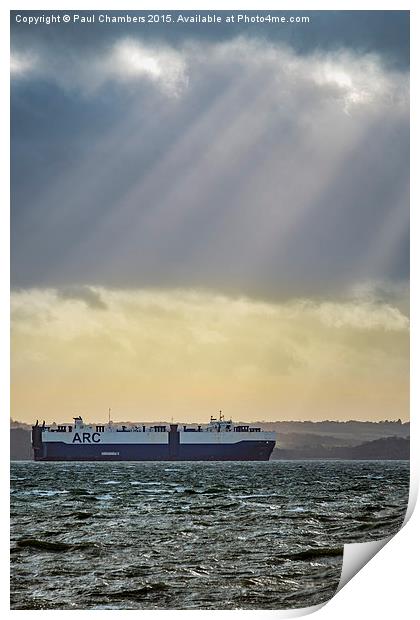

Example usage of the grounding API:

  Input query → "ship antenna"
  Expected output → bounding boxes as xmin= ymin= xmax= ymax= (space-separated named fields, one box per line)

xmin=108 ymin=407 xmax=111 ymax=424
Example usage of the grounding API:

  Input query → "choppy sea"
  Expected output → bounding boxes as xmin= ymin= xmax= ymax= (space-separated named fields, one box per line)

xmin=10 ymin=460 xmax=409 ymax=610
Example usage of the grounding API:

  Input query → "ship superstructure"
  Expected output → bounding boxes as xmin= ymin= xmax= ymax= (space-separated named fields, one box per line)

xmin=32 ymin=412 xmax=276 ymax=461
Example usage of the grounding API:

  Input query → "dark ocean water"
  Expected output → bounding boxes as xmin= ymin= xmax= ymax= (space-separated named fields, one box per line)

xmin=10 ymin=460 xmax=409 ymax=610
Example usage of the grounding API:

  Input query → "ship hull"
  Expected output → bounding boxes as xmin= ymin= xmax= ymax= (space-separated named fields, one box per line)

xmin=32 ymin=440 xmax=275 ymax=462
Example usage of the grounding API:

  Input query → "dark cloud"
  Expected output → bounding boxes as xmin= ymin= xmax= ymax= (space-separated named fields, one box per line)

xmin=58 ymin=286 xmax=107 ymax=309
xmin=11 ymin=16 xmax=409 ymax=300
xmin=11 ymin=10 xmax=409 ymax=69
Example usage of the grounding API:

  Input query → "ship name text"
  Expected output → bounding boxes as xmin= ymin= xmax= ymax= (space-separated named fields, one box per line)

xmin=72 ymin=432 xmax=101 ymax=444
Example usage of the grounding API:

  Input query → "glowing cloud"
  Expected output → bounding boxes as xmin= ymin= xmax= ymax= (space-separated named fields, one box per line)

xmin=98 ymin=39 xmax=188 ymax=96
xmin=10 ymin=51 xmax=37 ymax=77
xmin=11 ymin=287 xmax=409 ymax=424
xmin=10 ymin=37 xmax=408 ymax=108
xmin=11 ymin=37 xmax=188 ymax=97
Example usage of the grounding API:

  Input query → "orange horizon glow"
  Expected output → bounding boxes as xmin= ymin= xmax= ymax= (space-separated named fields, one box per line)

xmin=11 ymin=286 xmax=409 ymax=426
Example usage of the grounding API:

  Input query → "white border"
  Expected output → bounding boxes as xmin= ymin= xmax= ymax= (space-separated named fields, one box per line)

xmin=3 ymin=1 xmax=417 ymax=619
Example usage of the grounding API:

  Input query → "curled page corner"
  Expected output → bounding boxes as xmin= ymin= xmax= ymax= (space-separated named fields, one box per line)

xmin=337 ymin=467 xmax=416 ymax=594
xmin=338 ymin=536 xmax=392 ymax=592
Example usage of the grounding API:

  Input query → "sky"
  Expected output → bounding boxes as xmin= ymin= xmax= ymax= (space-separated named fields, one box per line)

xmin=10 ymin=10 xmax=409 ymax=424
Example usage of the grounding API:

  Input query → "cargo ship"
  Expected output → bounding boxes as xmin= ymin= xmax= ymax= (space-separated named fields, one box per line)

xmin=32 ymin=413 xmax=276 ymax=461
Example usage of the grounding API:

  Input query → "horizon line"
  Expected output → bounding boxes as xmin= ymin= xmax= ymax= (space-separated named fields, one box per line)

xmin=11 ymin=418 xmax=410 ymax=426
